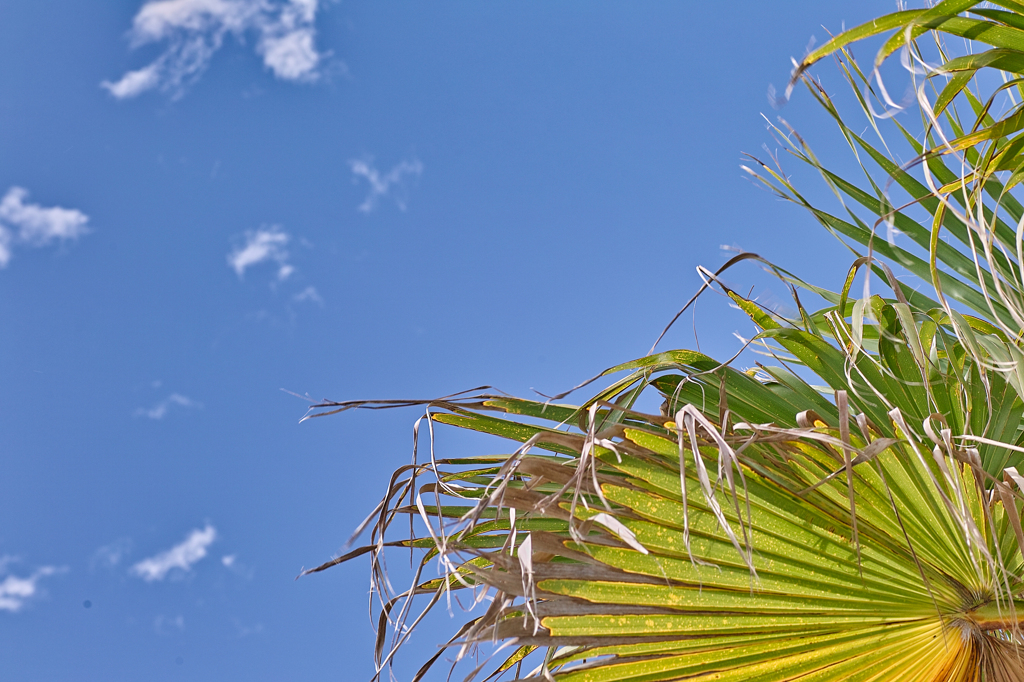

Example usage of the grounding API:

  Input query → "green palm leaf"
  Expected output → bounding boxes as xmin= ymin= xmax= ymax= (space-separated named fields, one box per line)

xmin=304 ymin=2 xmax=1024 ymax=679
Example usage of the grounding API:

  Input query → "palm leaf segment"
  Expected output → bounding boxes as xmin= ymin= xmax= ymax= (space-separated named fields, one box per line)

xmin=306 ymin=2 xmax=1024 ymax=679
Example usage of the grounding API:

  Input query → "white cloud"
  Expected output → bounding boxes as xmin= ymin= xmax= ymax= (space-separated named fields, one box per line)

xmin=134 ymin=393 xmax=202 ymax=420
xmin=103 ymin=0 xmax=326 ymax=99
xmin=220 ymin=553 xmax=255 ymax=579
xmin=0 ymin=187 xmax=90 ymax=244
xmin=131 ymin=525 xmax=216 ymax=582
xmin=292 ymin=285 xmax=321 ymax=304
xmin=228 ymin=227 xmax=293 ymax=280
xmin=102 ymin=64 xmax=163 ymax=99
xmin=0 ymin=187 xmax=90 ymax=268
xmin=0 ymin=560 xmax=65 ymax=613
xmin=350 ymin=158 xmax=423 ymax=213
xmin=0 ymin=230 xmax=11 ymax=269
xmin=258 ymin=0 xmax=320 ymax=79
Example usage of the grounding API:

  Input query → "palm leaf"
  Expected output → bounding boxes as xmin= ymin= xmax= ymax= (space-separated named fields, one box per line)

xmin=304 ymin=3 xmax=1024 ymax=679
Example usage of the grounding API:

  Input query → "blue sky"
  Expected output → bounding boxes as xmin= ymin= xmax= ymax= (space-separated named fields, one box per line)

xmin=1 ymin=2 xmax=892 ymax=680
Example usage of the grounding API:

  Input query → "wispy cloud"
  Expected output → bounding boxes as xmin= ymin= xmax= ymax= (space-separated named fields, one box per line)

xmin=228 ymin=227 xmax=293 ymax=280
xmin=220 ymin=553 xmax=254 ymax=579
xmin=154 ymin=614 xmax=186 ymax=634
xmin=131 ymin=525 xmax=216 ymax=582
xmin=90 ymin=538 xmax=133 ymax=571
xmin=0 ymin=559 xmax=66 ymax=613
xmin=292 ymin=285 xmax=322 ymax=304
xmin=0 ymin=187 xmax=89 ymax=268
xmin=134 ymin=393 xmax=202 ymax=420
xmin=232 ymin=617 xmax=264 ymax=637
xmin=350 ymin=158 xmax=423 ymax=213
xmin=103 ymin=0 xmax=327 ymax=100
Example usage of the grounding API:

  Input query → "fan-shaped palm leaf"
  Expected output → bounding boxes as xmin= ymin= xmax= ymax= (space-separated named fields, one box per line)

xmin=305 ymin=2 xmax=1024 ymax=680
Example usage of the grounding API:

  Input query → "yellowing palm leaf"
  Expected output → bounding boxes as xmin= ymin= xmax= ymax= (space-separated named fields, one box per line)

xmin=304 ymin=2 xmax=1024 ymax=679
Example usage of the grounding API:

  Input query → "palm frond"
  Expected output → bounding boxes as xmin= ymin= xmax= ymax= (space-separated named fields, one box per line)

xmin=306 ymin=3 xmax=1024 ymax=679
